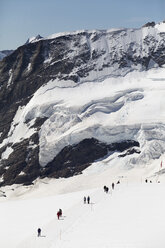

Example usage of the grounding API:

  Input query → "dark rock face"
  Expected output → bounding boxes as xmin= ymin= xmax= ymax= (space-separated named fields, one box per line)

xmin=0 ymin=24 xmax=164 ymax=185
xmin=0 ymin=50 xmax=14 ymax=61
xmin=142 ymin=22 xmax=155 ymax=28
xmin=118 ymin=148 xmax=141 ymax=157
xmin=0 ymin=137 xmax=139 ymax=185
xmin=2 ymin=133 xmax=40 ymax=186
xmin=41 ymin=138 xmax=140 ymax=179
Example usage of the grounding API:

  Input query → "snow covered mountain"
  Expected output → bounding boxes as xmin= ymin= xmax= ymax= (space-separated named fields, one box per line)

xmin=0 ymin=21 xmax=165 ymax=186
xmin=25 ymin=34 xmax=43 ymax=44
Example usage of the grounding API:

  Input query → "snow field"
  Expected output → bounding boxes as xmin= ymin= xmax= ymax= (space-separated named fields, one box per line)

xmin=0 ymin=188 xmax=95 ymax=248
xmin=57 ymin=184 xmax=165 ymax=248
xmin=1 ymin=180 xmax=165 ymax=248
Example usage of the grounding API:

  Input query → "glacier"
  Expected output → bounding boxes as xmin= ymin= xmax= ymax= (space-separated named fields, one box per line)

xmin=0 ymin=21 xmax=165 ymax=184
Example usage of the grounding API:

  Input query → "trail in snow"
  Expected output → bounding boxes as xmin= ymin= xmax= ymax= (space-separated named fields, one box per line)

xmin=16 ymin=188 xmax=105 ymax=248
xmin=14 ymin=183 xmax=165 ymax=248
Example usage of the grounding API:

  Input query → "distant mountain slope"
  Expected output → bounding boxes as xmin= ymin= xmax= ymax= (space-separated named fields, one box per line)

xmin=0 ymin=22 xmax=165 ymax=185
xmin=0 ymin=50 xmax=14 ymax=61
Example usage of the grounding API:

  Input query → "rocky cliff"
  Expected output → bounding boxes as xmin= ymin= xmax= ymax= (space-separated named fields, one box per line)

xmin=0 ymin=22 xmax=165 ymax=185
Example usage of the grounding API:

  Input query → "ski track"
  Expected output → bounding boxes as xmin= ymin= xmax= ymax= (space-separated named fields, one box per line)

xmin=15 ymin=183 xmax=165 ymax=248
xmin=16 ymin=188 xmax=106 ymax=248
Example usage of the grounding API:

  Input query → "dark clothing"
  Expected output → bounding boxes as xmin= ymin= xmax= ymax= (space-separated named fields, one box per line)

xmin=103 ymin=186 xmax=107 ymax=192
xmin=104 ymin=186 xmax=109 ymax=193
xmin=84 ymin=197 xmax=86 ymax=203
xmin=87 ymin=196 xmax=90 ymax=204
xmin=57 ymin=211 xmax=60 ymax=219
xmin=57 ymin=209 xmax=62 ymax=219
xmin=37 ymin=228 xmax=41 ymax=237
xmin=59 ymin=209 xmax=62 ymax=216
xmin=112 ymin=183 xmax=115 ymax=190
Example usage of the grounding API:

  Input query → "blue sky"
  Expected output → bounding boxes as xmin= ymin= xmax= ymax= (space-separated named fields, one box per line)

xmin=0 ymin=0 xmax=164 ymax=50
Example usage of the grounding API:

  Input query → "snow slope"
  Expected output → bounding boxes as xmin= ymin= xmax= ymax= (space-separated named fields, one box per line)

xmin=43 ymin=22 xmax=165 ymax=83
xmin=1 ymin=136 xmax=165 ymax=248
xmin=1 ymin=176 xmax=165 ymax=248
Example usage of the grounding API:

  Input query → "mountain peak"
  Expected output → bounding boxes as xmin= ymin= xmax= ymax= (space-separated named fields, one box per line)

xmin=142 ymin=21 xmax=155 ymax=28
xmin=25 ymin=34 xmax=43 ymax=44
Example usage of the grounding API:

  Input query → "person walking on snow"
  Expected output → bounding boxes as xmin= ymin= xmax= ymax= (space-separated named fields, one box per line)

xmin=84 ymin=196 xmax=86 ymax=204
xmin=87 ymin=196 xmax=90 ymax=204
xmin=59 ymin=209 xmax=62 ymax=216
xmin=57 ymin=211 xmax=61 ymax=219
xmin=112 ymin=182 xmax=115 ymax=190
xmin=37 ymin=228 xmax=41 ymax=237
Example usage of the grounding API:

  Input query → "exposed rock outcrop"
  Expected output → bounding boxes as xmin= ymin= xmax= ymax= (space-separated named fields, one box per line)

xmin=0 ymin=138 xmax=139 ymax=185
xmin=0 ymin=22 xmax=164 ymax=185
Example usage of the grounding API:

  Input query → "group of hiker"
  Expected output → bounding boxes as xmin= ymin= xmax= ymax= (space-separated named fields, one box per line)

xmin=145 ymin=179 xmax=152 ymax=183
xmin=84 ymin=196 xmax=90 ymax=204
xmin=103 ymin=182 xmax=117 ymax=193
xmin=37 ymin=208 xmax=63 ymax=237
xmin=37 ymin=181 xmax=119 ymax=237
xmin=37 ymin=178 xmax=162 ymax=237
xmin=145 ymin=179 xmax=159 ymax=183
xmin=146 ymin=178 xmax=161 ymax=183
xmin=103 ymin=185 xmax=109 ymax=193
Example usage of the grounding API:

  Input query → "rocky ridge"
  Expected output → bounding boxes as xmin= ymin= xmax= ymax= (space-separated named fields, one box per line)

xmin=0 ymin=22 xmax=165 ymax=185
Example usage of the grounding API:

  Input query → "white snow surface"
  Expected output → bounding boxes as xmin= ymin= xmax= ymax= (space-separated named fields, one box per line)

xmin=45 ymin=22 xmax=164 ymax=42
xmin=0 ymin=166 xmax=165 ymax=248
xmin=1 ymin=146 xmax=13 ymax=160
xmin=43 ymin=22 xmax=165 ymax=83
xmin=25 ymin=35 xmax=43 ymax=44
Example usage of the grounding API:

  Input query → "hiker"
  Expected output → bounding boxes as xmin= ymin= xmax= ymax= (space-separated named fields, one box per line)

xmin=105 ymin=187 xmax=109 ymax=193
xmin=112 ymin=182 xmax=115 ymax=190
xmin=59 ymin=209 xmax=62 ymax=217
xmin=103 ymin=185 xmax=107 ymax=192
xmin=37 ymin=228 xmax=41 ymax=237
xmin=57 ymin=211 xmax=61 ymax=219
xmin=117 ymin=180 xmax=120 ymax=184
xmin=84 ymin=196 xmax=86 ymax=204
xmin=145 ymin=179 xmax=148 ymax=183
xmin=87 ymin=196 xmax=90 ymax=204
